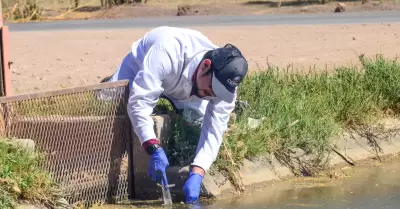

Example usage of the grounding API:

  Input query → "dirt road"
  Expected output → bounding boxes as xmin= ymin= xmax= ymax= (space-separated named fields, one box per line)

xmin=9 ymin=23 xmax=400 ymax=94
xmin=8 ymin=11 xmax=400 ymax=32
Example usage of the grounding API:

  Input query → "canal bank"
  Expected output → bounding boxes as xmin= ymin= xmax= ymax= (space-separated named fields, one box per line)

xmin=92 ymin=149 xmax=400 ymax=209
xmin=139 ymin=55 xmax=400 ymax=204
xmin=201 ymin=116 xmax=400 ymax=200
xmin=205 ymin=153 xmax=400 ymax=209
xmin=129 ymin=115 xmax=400 ymax=201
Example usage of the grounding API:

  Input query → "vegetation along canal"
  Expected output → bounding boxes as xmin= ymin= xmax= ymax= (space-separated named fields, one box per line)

xmin=93 ymin=155 xmax=400 ymax=209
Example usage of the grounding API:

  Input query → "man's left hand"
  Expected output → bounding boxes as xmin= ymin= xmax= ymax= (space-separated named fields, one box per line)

xmin=183 ymin=169 xmax=204 ymax=204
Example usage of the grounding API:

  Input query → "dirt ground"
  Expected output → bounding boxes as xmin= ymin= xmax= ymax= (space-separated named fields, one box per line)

xmin=82 ymin=1 xmax=400 ymax=20
xmin=3 ymin=0 xmax=400 ymax=22
xmin=51 ymin=1 xmax=400 ymax=21
xmin=8 ymin=23 xmax=400 ymax=94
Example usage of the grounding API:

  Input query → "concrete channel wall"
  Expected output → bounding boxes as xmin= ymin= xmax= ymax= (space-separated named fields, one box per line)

xmin=131 ymin=114 xmax=177 ymax=199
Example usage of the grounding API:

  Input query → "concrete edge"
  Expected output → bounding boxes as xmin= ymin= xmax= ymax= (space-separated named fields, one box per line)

xmin=158 ymin=117 xmax=400 ymax=200
xmin=203 ymin=117 xmax=400 ymax=199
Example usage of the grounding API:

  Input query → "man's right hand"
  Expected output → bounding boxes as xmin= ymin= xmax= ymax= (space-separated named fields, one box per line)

xmin=148 ymin=148 xmax=170 ymax=187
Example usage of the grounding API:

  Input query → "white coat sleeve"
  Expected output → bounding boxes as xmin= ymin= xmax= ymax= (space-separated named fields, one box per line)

xmin=127 ymin=41 xmax=177 ymax=145
xmin=191 ymin=96 xmax=236 ymax=171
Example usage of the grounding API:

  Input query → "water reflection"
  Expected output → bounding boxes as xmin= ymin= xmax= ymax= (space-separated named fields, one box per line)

xmin=209 ymin=159 xmax=400 ymax=209
xmin=95 ymin=159 xmax=400 ymax=209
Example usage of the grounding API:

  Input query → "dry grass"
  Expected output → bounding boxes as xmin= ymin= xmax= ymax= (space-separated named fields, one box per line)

xmin=2 ymin=0 xmax=100 ymax=10
xmin=2 ymin=0 xmax=399 ymax=22
xmin=145 ymin=0 xmax=251 ymax=8
xmin=2 ymin=0 xmax=102 ymax=22
xmin=1 ymin=0 xmax=101 ymax=22
xmin=1 ymin=0 xmax=251 ymax=12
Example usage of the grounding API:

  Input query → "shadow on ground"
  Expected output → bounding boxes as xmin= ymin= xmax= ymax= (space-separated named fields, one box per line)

xmin=74 ymin=6 xmax=103 ymax=12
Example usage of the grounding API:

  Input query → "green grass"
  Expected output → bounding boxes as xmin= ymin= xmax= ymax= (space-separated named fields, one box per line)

xmin=166 ymin=116 xmax=203 ymax=166
xmin=212 ymin=54 xmax=400 ymax=171
xmin=163 ymin=54 xmax=400 ymax=179
xmin=0 ymin=139 xmax=62 ymax=208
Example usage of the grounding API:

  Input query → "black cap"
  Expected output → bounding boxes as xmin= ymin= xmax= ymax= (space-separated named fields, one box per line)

xmin=210 ymin=44 xmax=248 ymax=103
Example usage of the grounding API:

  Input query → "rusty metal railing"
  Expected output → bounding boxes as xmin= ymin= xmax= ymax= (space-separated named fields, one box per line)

xmin=0 ymin=0 xmax=12 ymax=97
xmin=0 ymin=80 xmax=134 ymax=206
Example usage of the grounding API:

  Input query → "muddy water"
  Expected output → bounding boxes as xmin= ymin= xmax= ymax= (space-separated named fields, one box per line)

xmin=94 ymin=158 xmax=400 ymax=209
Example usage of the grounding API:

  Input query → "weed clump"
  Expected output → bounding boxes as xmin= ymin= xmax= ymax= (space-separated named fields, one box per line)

xmin=165 ymin=54 xmax=400 ymax=185
xmin=217 ymin=54 xmax=400 ymax=173
xmin=3 ymin=0 xmax=43 ymax=22
xmin=0 ymin=139 xmax=62 ymax=208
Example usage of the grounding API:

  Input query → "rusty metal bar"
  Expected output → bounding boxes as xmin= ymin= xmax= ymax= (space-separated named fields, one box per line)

xmin=10 ymin=115 xmax=127 ymax=122
xmin=125 ymin=81 xmax=136 ymax=200
xmin=0 ymin=80 xmax=130 ymax=103
xmin=1 ymin=26 xmax=11 ymax=96
xmin=0 ymin=0 xmax=12 ymax=96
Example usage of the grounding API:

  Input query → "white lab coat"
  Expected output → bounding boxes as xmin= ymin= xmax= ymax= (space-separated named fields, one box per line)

xmin=112 ymin=26 xmax=236 ymax=171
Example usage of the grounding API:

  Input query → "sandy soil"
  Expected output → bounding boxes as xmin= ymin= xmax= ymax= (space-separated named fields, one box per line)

xmin=57 ymin=1 xmax=400 ymax=20
xmin=77 ymin=1 xmax=400 ymax=20
xmin=4 ymin=0 xmax=400 ymax=22
xmin=8 ymin=23 xmax=400 ymax=94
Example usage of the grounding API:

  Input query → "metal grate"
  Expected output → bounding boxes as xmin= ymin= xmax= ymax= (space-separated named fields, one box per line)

xmin=0 ymin=80 xmax=134 ymax=207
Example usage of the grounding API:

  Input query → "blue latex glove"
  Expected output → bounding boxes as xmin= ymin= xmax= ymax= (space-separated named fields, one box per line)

xmin=183 ymin=172 xmax=203 ymax=204
xmin=148 ymin=148 xmax=169 ymax=187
